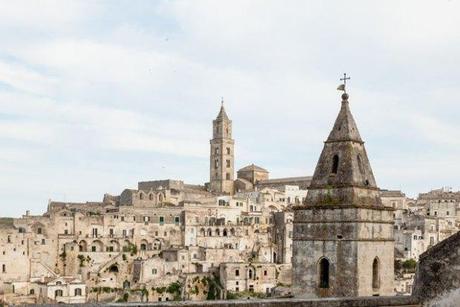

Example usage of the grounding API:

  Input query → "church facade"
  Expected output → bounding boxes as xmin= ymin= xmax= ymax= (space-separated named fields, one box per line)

xmin=292 ymin=92 xmax=395 ymax=297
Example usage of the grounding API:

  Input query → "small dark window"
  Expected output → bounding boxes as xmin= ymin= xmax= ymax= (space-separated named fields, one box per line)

xmin=372 ymin=258 xmax=380 ymax=289
xmin=74 ymin=288 xmax=82 ymax=296
xmin=332 ymin=155 xmax=339 ymax=174
xmin=2 ymin=264 xmax=6 ymax=273
xmin=319 ymin=258 xmax=330 ymax=288
xmin=226 ymin=147 xmax=231 ymax=154
xmin=226 ymin=173 xmax=231 ymax=180
xmin=235 ymin=269 xmax=239 ymax=276
xmin=30 ymin=289 xmax=35 ymax=295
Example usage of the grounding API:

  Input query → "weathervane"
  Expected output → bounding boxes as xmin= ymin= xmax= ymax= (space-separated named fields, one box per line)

xmin=337 ymin=73 xmax=350 ymax=93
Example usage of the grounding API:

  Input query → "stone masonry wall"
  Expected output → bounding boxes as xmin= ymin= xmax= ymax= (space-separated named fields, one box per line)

xmin=412 ymin=230 xmax=460 ymax=303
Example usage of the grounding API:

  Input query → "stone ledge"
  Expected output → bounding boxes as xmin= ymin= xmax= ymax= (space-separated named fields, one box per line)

xmin=35 ymin=296 xmax=421 ymax=307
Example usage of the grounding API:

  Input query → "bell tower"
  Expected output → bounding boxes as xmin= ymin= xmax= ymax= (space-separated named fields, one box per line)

xmin=209 ymin=100 xmax=234 ymax=195
xmin=292 ymin=90 xmax=394 ymax=298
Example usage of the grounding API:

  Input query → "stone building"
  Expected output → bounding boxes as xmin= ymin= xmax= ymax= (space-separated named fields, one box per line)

xmin=209 ymin=102 xmax=235 ymax=195
xmin=292 ymin=92 xmax=395 ymax=298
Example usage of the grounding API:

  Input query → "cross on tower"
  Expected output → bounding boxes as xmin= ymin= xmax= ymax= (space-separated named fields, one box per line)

xmin=340 ymin=73 xmax=351 ymax=92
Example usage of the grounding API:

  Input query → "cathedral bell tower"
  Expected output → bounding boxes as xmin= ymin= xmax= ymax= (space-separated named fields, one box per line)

xmin=209 ymin=101 xmax=234 ymax=195
xmin=292 ymin=90 xmax=394 ymax=298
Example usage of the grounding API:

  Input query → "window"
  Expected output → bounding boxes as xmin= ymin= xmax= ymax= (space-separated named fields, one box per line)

xmin=159 ymin=216 xmax=164 ymax=225
xmin=30 ymin=289 xmax=35 ymax=295
xmin=64 ymin=229 xmax=68 ymax=235
xmin=214 ymin=159 xmax=219 ymax=169
xmin=264 ymin=270 xmax=267 ymax=276
xmin=248 ymin=269 xmax=253 ymax=279
xmin=226 ymin=160 xmax=231 ymax=167
xmin=121 ymin=216 xmax=124 ymax=222
xmin=235 ymin=269 xmax=239 ymax=276
xmin=332 ymin=155 xmax=339 ymax=174
xmin=74 ymin=288 xmax=82 ymax=296
xmin=149 ymin=194 xmax=154 ymax=200
xmin=139 ymin=193 xmax=144 ymax=200
xmin=447 ymin=211 xmax=450 ymax=216
xmin=372 ymin=258 xmax=380 ymax=289
xmin=235 ymin=287 xmax=239 ymax=292
xmin=319 ymin=258 xmax=330 ymax=289
xmin=226 ymin=173 xmax=230 ymax=180
xmin=41 ymin=239 xmax=46 ymax=245
xmin=92 ymin=246 xmax=96 ymax=252
xmin=152 ymin=268 xmax=157 ymax=275
xmin=226 ymin=147 xmax=231 ymax=155
xmin=7 ymin=236 xmax=11 ymax=243
xmin=37 ymin=228 xmax=42 ymax=234
xmin=109 ymin=229 xmax=114 ymax=236
xmin=92 ymin=228 xmax=98 ymax=238
xmin=2 ymin=264 xmax=6 ymax=273
xmin=55 ymin=290 xmax=63 ymax=298
xmin=174 ymin=216 xmax=180 ymax=225
xmin=215 ymin=147 xmax=219 ymax=155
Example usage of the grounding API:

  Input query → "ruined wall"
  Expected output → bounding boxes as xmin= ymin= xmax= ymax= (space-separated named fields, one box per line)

xmin=412 ymin=230 xmax=460 ymax=303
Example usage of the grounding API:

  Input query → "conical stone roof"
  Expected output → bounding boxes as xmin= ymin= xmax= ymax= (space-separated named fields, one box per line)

xmin=306 ymin=93 xmax=381 ymax=206
xmin=216 ymin=104 xmax=229 ymax=121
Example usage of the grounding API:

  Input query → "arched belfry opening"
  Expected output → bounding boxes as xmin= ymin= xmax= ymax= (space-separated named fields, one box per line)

xmin=319 ymin=258 xmax=330 ymax=289
xmin=332 ymin=155 xmax=339 ymax=174
xmin=372 ymin=257 xmax=380 ymax=290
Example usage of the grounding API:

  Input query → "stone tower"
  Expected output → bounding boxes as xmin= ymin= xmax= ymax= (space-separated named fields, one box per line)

xmin=209 ymin=102 xmax=234 ymax=195
xmin=292 ymin=92 xmax=394 ymax=298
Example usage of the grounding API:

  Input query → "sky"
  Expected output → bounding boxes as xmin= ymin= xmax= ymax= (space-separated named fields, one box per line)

xmin=1 ymin=0 xmax=460 ymax=217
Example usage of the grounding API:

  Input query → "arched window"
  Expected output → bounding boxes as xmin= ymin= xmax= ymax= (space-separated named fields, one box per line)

xmin=55 ymin=290 xmax=63 ymax=298
xmin=140 ymin=244 xmax=147 ymax=251
xmin=149 ymin=194 xmax=154 ymax=200
xmin=139 ymin=193 xmax=144 ymax=200
xmin=109 ymin=265 xmax=119 ymax=273
xmin=207 ymin=228 xmax=212 ymax=236
xmin=248 ymin=269 xmax=253 ymax=279
xmin=74 ymin=288 xmax=82 ymax=296
xmin=332 ymin=155 xmax=339 ymax=174
xmin=372 ymin=257 xmax=380 ymax=289
xmin=223 ymin=229 xmax=228 ymax=237
xmin=216 ymin=228 xmax=220 ymax=236
xmin=319 ymin=258 xmax=330 ymax=289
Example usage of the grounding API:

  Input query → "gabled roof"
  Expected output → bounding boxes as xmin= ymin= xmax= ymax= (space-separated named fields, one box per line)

xmin=238 ymin=164 xmax=269 ymax=173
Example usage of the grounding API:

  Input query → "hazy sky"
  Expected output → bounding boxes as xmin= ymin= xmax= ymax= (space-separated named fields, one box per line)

xmin=1 ymin=1 xmax=459 ymax=217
